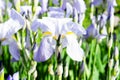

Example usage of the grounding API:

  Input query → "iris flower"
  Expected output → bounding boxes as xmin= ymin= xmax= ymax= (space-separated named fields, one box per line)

xmin=84 ymin=23 xmax=107 ymax=42
xmin=31 ymin=17 xmax=86 ymax=62
xmin=0 ymin=9 xmax=25 ymax=60
xmin=7 ymin=72 xmax=19 ymax=80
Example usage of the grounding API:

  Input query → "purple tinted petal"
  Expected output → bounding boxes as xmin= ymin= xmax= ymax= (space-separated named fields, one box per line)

xmin=31 ymin=19 xmax=53 ymax=32
xmin=48 ymin=7 xmax=64 ymax=18
xmin=10 ymin=8 xmax=25 ymax=26
xmin=73 ymin=0 xmax=86 ymax=13
xmin=48 ymin=11 xmax=64 ymax=18
xmin=92 ymin=0 xmax=103 ymax=6
xmin=53 ymin=0 xmax=59 ymax=5
xmin=9 ymin=41 xmax=20 ymax=61
xmin=49 ymin=7 xmax=63 ymax=12
xmin=34 ymin=37 xmax=54 ymax=62
xmin=84 ymin=24 xmax=98 ymax=39
xmin=41 ymin=0 xmax=48 ymax=13
xmin=7 ymin=75 xmax=12 ymax=80
xmin=62 ymin=0 xmax=67 ymax=10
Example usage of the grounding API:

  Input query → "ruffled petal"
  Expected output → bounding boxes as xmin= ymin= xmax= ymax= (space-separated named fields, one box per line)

xmin=66 ymin=35 xmax=84 ymax=61
xmin=34 ymin=37 xmax=55 ymax=62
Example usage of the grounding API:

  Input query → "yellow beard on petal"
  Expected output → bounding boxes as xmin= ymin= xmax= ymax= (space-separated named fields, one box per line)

xmin=61 ymin=32 xmax=77 ymax=39
xmin=0 ymin=38 xmax=6 ymax=41
xmin=43 ymin=31 xmax=52 ymax=36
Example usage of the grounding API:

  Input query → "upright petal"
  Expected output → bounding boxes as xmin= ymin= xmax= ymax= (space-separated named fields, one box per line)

xmin=66 ymin=2 xmax=73 ymax=17
xmin=66 ymin=35 xmax=84 ymax=61
xmin=92 ymin=0 xmax=103 ymax=6
xmin=53 ymin=0 xmax=59 ymax=5
xmin=40 ymin=0 xmax=48 ymax=13
xmin=13 ymin=72 xmax=19 ymax=80
xmin=73 ymin=0 xmax=86 ymax=13
xmin=34 ymin=37 xmax=55 ymax=62
xmin=31 ymin=18 xmax=56 ymax=33
xmin=48 ymin=7 xmax=64 ymax=18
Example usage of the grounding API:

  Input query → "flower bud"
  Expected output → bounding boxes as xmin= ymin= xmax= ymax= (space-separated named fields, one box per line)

xmin=108 ymin=58 xmax=114 ymax=70
xmin=48 ymin=64 xmax=54 ymax=75
xmin=56 ymin=64 xmax=63 ymax=76
xmin=112 ymin=61 xmax=119 ymax=78
xmin=28 ymin=61 xmax=37 ymax=75
xmin=63 ymin=64 xmax=69 ymax=78
xmin=107 ymin=35 xmax=113 ymax=49
xmin=114 ymin=46 xmax=119 ymax=61
xmin=33 ymin=70 xmax=37 ymax=80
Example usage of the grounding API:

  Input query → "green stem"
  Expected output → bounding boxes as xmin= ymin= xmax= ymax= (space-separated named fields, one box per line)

xmin=107 ymin=47 xmax=111 ymax=80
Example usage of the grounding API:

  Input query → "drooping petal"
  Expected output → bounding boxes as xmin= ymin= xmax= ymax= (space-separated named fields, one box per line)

xmin=8 ymin=40 xmax=20 ymax=61
xmin=66 ymin=35 xmax=84 ymax=61
xmin=10 ymin=8 xmax=25 ymax=26
xmin=34 ymin=37 xmax=55 ymax=62
xmin=0 ymin=9 xmax=25 ymax=39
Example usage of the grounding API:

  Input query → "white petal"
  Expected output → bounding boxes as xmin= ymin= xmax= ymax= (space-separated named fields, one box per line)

xmin=13 ymin=72 xmax=19 ymax=80
xmin=66 ymin=35 xmax=84 ymax=61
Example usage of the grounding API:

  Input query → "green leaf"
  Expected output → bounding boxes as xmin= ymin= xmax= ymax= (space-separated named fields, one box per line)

xmin=95 ymin=44 xmax=104 ymax=73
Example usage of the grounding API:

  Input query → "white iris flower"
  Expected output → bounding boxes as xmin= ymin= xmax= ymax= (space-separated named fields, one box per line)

xmin=31 ymin=17 xmax=86 ymax=62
